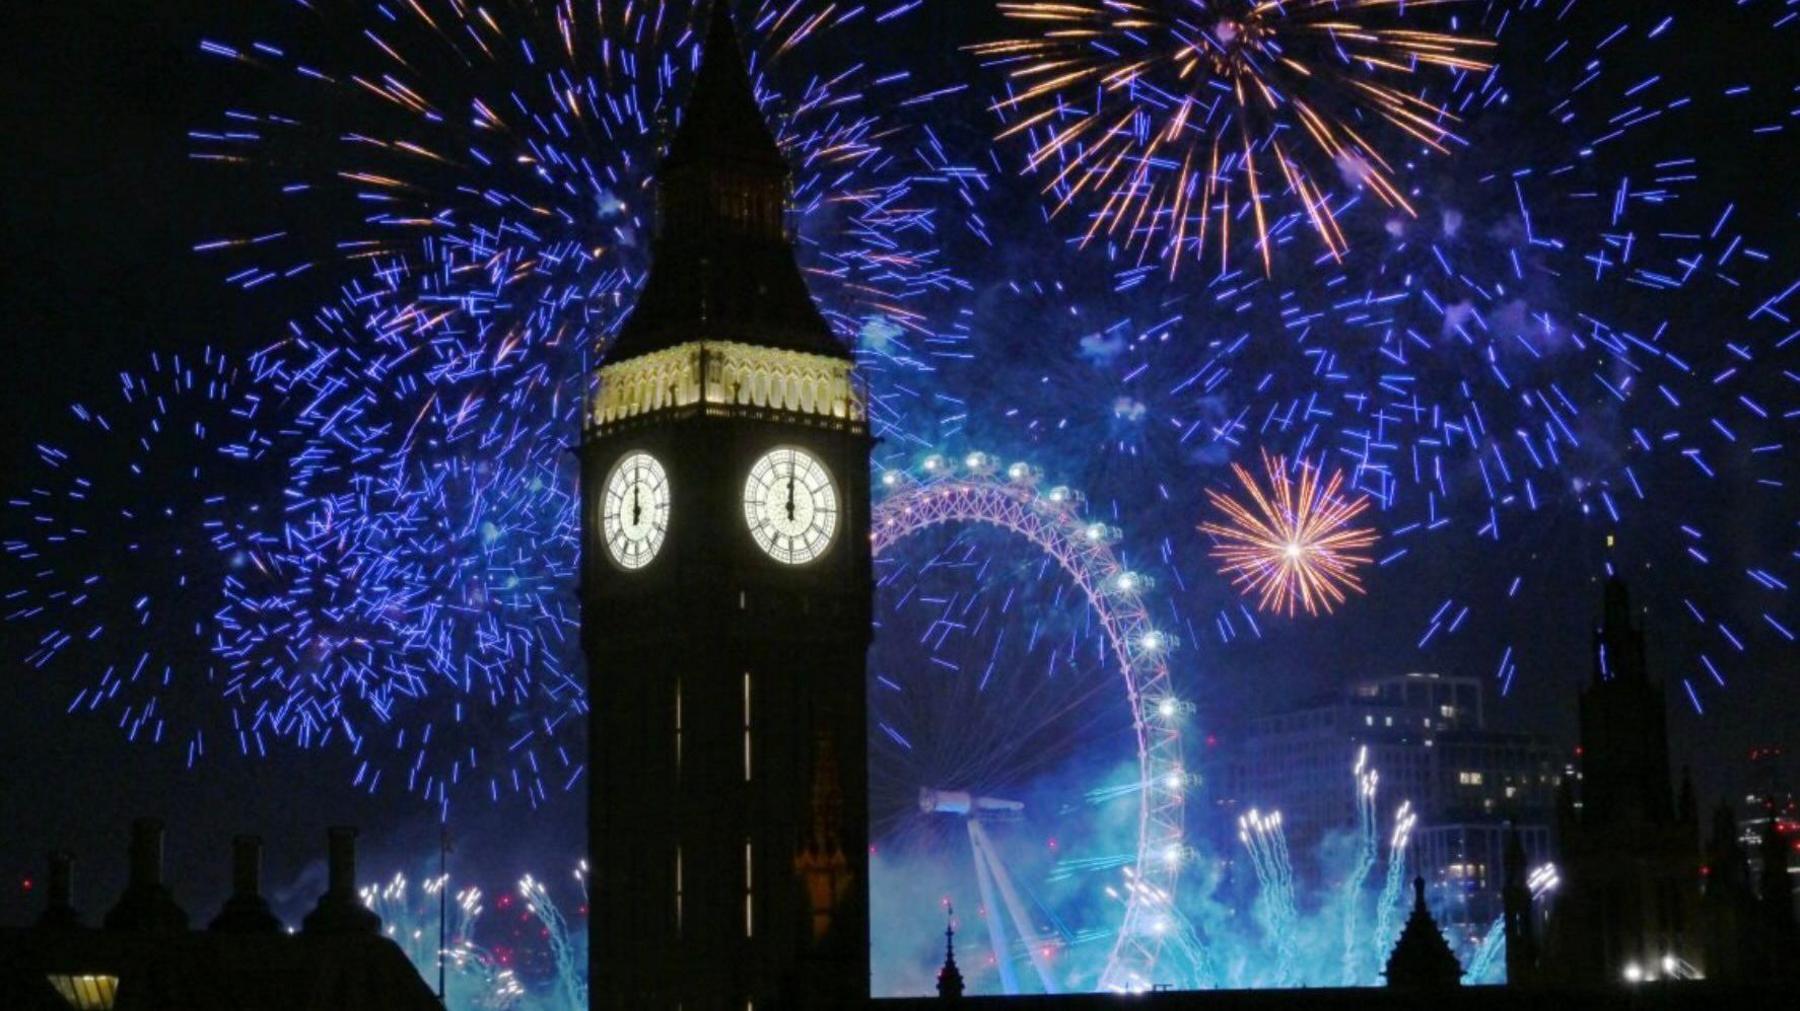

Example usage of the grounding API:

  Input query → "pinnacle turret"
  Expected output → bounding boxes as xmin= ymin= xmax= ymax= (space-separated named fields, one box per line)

xmin=608 ymin=1 xmax=844 ymax=363
xmin=936 ymin=905 xmax=965 ymax=1001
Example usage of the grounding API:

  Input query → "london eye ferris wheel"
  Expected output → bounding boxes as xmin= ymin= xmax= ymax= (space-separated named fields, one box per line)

xmin=869 ymin=452 xmax=1193 ymax=994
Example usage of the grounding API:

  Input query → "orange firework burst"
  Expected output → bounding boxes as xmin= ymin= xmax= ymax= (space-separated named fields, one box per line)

xmin=971 ymin=1 xmax=1494 ymax=277
xmin=1199 ymin=451 xmax=1378 ymax=617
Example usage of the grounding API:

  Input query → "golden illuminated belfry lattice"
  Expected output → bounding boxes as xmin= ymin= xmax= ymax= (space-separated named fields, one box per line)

xmin=590 ymin=340 xmax=864 ymax=430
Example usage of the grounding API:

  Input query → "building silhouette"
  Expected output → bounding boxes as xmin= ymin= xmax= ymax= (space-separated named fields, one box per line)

xmin=581 ymin=3 xmax=872 ymax=1006
xmin=1383 ymin=877 xmax=1463 ymax=990
xmin=935 ymin=908 xmax=965 ymax=1003
xmin=1531 ymin=577 xmax=1704 ymax=984
xmin=0 ymin=819 xmax=438 ymax=1010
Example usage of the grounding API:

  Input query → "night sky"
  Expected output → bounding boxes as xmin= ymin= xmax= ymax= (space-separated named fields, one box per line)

xmin=0 ymin=0 xmax=578 ymax=925
xmin=1 ymin=0 xmax=1794 ymax=945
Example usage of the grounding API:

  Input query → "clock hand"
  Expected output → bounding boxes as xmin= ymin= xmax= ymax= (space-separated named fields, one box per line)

xmin=632 ymin=485 xmax=642 ymax=527
xmin=786 ymin=469 xmax=796 ymax=522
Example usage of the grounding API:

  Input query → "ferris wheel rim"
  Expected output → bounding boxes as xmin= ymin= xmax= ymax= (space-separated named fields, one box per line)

xmin=870 ymin=460 xmax=1184 ymax=992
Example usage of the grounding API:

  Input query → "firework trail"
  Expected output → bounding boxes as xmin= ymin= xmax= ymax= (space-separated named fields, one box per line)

xmin=4 ymin=0 xmax=1793 ymax=995
xmin=361 ymin=871 xmax=526 ymax=1008
xmin=1237 ymin=809 xmax=1298 ymax=985
xmin=520 ymin=870 xmax=587 ymax=1010
xmin=4 ymin=1 xmax=981 ymax=815
xmin=971 ymin=0 xmax=1795 ymax=709
xmin=972 ymin=1 xmax=1495 ymax=275
xmin=1465 ymin=916 xmax=1505 ymax=985
xmin=361 ymin=871 xmax=478 ymax=969
xmin=206 ymin=263 xmax=596 ymax=814
xmin=190 ymin=0 xmax=973 ymax=437
xmin=1255 ymin=1 xmax=1795 ymax=701
xmin=1338 ymin=748 xmax=1380 ymax=985
xmin=2 ymin=350 xmax=280 ymax=767
xmin=1465 ymin=862 xmax=1558 ymax=984
xmin=1370 ymin=800 xmax=1417 ymax=966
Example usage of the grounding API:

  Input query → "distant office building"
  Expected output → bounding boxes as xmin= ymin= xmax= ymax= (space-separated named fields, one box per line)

xmin=1200 ymin=671 xmax=1561 ymax=937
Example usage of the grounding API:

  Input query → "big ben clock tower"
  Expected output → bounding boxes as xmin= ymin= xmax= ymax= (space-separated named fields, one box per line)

xmin=582 ymin=4 xmax=871 ymax=1007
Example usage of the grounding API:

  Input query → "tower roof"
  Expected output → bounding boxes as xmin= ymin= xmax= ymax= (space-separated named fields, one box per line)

xmin=1383 ymin=877 xmax=1463 ymax=989
xmin=664 ymin=2 xmax=787 ymax=174
xmin=1592 ymin=574 xmax=1649 ymax=686
xmin=607 ymin=2 xmax=845 ymax=364
xmin=936 ymin=906 xmax=965 ymax=1000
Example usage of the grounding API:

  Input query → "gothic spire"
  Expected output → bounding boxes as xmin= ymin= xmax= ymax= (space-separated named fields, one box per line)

xmin=1502 ymin=828 xmax=1537 ymax=983
xmin=607 ymin=1 xmax=844 ymax=364
xmin=663 ymin=2 xmax=787 ymax=174
xmin=1594 ymin=575 xmax=1647 ymax=685
xmin=936 ymin=905 xmax=965 ymax=1001
xmin=1383 ymin=877 xmax=1463 ymax=989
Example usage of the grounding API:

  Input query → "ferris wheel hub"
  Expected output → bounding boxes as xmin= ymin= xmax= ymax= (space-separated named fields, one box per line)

xmin=918 ymin=787 xmax=1026 ymax=820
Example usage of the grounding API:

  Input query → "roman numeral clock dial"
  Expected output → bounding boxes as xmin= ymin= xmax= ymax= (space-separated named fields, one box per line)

xmin=743 ymin=446 xmax=838 ymax=565
xmin=601 ymin=451 xmax=670 ymax=570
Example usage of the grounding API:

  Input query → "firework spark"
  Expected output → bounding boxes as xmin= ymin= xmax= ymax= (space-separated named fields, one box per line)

xmin=0 ymin=0 xmax=977 ymax=816
xmin=1200 ymin=450 xmax=1377 ymax=617
xmin=973 ymin=1 xmax=1494 ymax=276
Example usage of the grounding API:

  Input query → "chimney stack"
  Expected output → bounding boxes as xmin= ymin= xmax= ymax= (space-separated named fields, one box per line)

xmin=210 ymin=834 xmax=282 ymax=934
xmin=102 ymin=817 xmax=188 ymax=933
xmin=36 ymin=851 xmax=80 ymax=929
xmin=301 ymin=826 xmax=380 ymax=935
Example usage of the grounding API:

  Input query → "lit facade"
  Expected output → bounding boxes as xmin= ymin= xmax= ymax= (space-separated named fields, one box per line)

xmin=591 ymin=340 xmax=863 ymax=429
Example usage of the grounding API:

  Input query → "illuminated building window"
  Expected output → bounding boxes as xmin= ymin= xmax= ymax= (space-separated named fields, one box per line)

xmin=676 ymin=846 xmax=683 ymax=934
xmin=743 ymin=672 xmax=752 ymax=782
xmin=675 ymin=680 xmax=683 ymax=776
xmin=45 ymin=975 xmax=117 ymax=1010
xmin=1459 ymin=771 xmax=1484 ymax=785
xmin=744 ymin=839 xmax=754 ymax=938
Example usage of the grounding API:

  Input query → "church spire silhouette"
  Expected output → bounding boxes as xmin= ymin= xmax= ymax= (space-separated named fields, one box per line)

xmin=936 ymin=905 xmax=965 ymax=1001
xmin=1384 ymin=877 xmax=1463 ymax=989
xmin=610 ymin=0 xmax=841 ymax=362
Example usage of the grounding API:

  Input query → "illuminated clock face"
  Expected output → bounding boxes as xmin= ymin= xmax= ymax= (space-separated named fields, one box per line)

xmin=601 ymin=451 xmax=670 ymax=570
xmin=743 ymin=446 xmax=838 ymax=565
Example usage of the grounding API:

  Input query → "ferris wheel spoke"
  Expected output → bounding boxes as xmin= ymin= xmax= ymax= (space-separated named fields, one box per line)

xmin=870 ymin=458 xmax=1191 ymax=991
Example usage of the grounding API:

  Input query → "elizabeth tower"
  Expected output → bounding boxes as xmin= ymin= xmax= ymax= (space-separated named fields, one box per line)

xmin=581 ymin=4 xmax=872 ymax=1007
